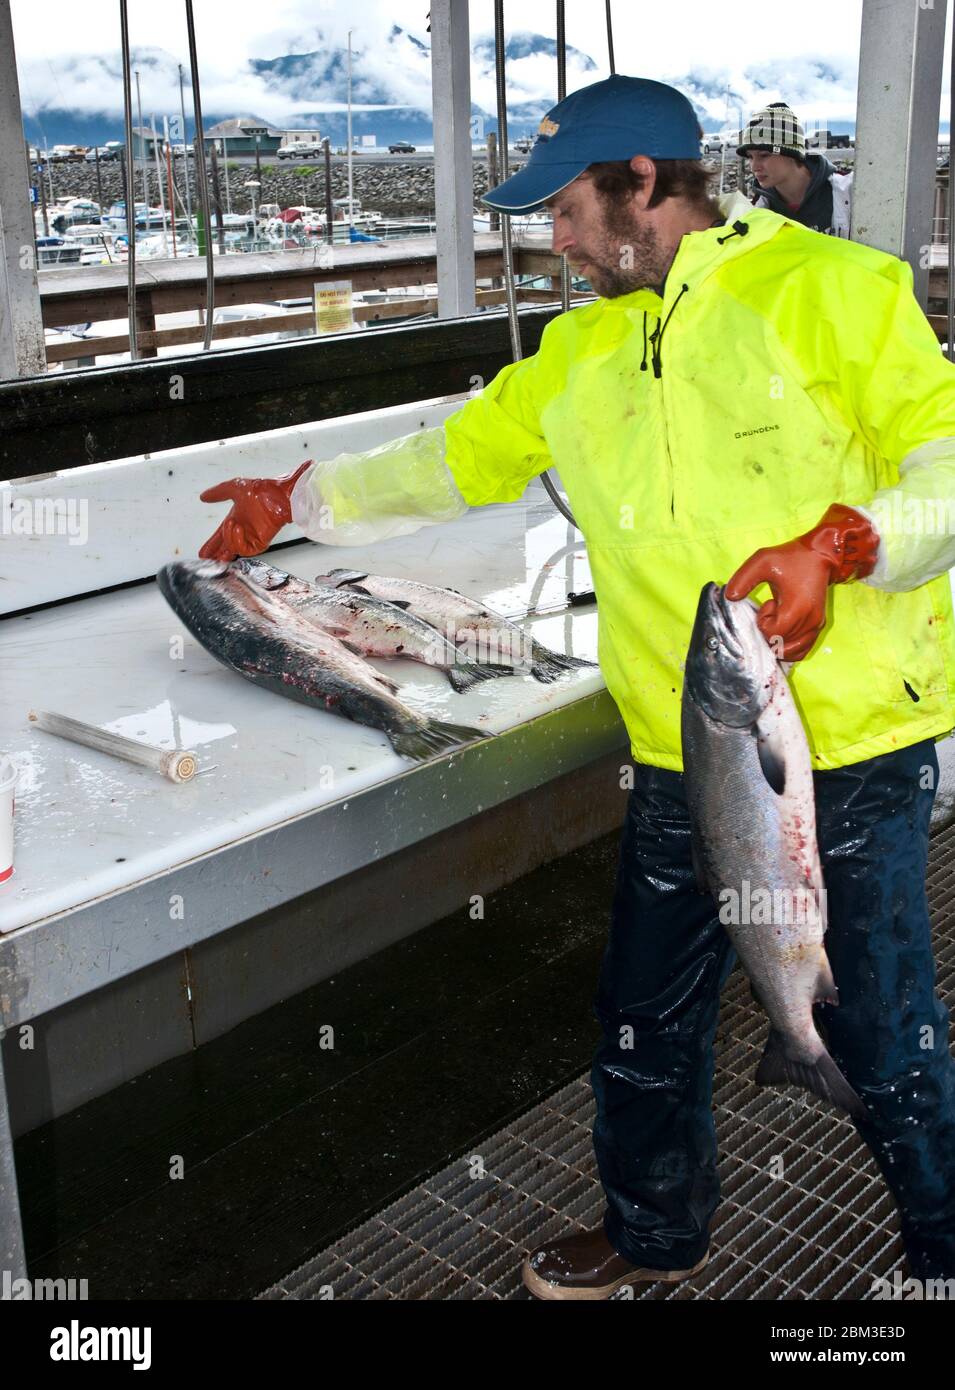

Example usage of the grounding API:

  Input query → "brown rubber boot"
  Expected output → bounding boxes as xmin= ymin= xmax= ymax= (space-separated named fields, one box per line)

xmin=522 ymin=1225 xmax=709 ymax=1301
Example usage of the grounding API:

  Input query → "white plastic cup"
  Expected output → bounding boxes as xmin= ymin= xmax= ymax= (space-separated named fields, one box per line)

xmin=0 ymin=757 xmax=16 ymax=883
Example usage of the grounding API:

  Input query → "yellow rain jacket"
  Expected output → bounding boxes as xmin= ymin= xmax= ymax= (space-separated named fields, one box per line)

xmin=295 ymin=195 xmax=955 ymax=770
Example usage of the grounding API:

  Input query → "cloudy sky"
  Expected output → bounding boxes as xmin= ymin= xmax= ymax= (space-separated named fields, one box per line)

xmin=8 ymin=0 xmax=950 ymax=130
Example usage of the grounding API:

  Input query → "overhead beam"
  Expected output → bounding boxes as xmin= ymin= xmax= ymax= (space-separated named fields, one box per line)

xmin=853 ymin=0 xmax=948 ymax=306
xmin=430 ymin=0 xmax=476 ymax=317
xmin=0 ymin=1 xmax=46 ymax=379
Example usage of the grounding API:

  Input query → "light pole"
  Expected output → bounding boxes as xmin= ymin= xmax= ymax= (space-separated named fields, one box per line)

xmin=32 ymin=115 xmax=54 ymax=208
xmin=178 ymin=63 xmax=192 ymax=230
xmin=721 ymin=87 xmax=746 ymax=194
xmin=92 ymin=142 xmax=104 ymax=216
xmin=135 ymin=69 xmax=148 ymax=217
xmin=323 ymin=137 xmax=333 ymax=244
xmin=151 ymin=113 xmax=169 ymax=256
xmin=244 ymin=178 xmax=260 ymax=242
xmin=734 ymin=99 xmax=746 ymax=195
xmin=37 ymin=146 xmax=49 ymax=236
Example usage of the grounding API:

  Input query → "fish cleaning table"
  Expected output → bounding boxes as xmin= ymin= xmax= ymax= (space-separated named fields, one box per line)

xmin=0 ymin=398 xmax=627 ymax=1279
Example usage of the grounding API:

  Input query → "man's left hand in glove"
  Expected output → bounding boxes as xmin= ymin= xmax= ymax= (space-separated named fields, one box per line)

xmin=725 ymin=504 xmax=880 ymax=660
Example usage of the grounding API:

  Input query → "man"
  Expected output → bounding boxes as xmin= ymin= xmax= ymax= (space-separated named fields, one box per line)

xmin=738 ymin=102 xmax=853 ymax=236
xmin=199 ymin=75 xmax=955 ymax=1299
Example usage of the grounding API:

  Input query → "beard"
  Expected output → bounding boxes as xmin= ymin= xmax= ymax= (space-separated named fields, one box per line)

xmin=578 ymin=202 xmax=666 ymax=298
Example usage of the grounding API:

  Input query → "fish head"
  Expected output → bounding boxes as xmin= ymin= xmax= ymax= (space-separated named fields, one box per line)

xmin=684 ymin=582 xmax=777 ymax=728
xmin=231 ymin=557 xmax=292 ymax=591
xmin=156 ymin=558 xmax=230 ymax=606
xmin=158 ymin=557 xmax=326 ymax=641
xmin=231 ymin=556 xmax=319 ymax=603
xmin=312 ymin=569 xmax=368 ymax=589
xmin=158 ymin=559 xmax=285 ymax=625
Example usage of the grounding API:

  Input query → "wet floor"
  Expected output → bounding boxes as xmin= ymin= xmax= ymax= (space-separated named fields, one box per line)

xmin=17 ymin=813 xmax=955 ymax=1300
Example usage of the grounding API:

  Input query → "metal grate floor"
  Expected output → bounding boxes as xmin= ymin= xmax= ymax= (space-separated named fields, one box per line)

xmin=261 ymin=822 xmax=955 ymax=1301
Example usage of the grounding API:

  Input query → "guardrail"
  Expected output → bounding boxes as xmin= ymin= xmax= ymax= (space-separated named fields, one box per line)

xmin=36 ymin=230 xmax=955 ymax=368
xmin=39 ymin=233 xmax=585 ymax=368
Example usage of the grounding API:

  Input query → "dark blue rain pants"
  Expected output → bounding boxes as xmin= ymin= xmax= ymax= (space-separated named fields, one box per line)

xmin=592 ymin=738 xmax=955 ymax=1279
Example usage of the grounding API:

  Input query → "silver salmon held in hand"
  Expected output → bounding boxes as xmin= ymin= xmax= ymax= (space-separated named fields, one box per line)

xmin=681 ymin=582 xmax=864 ymax=1119
xmin=232 ymin=557 xmax=515 ymax=693
xmin=313 ymin=569 xmax=597 ymax=683
xmin=156 ymin=560 xmax=486 ymax=762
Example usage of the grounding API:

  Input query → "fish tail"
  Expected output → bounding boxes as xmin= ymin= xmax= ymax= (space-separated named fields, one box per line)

xmin=530 ymin=641 xmax=597 ymax=684
xmin=391 ymin=719 xmax=488 ymax=761
xmin=446 ymin=663 xmax=515 ymax=693
xmin=755 ymin=1028 xmax=865 ymax=1119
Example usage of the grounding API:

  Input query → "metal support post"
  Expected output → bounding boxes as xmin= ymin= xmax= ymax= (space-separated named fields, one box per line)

xmin=0 ymin=1046 xmax=26 ymax=1288
xmin=0 ymin=0 xmax=46 ymax=378
xmin=430 ymin=0 xmax=476 ymax=317
xmin=853 ymin=0 xmax=948 ymax=306
xmin=324 ymin=138 xmax=333 ymax=245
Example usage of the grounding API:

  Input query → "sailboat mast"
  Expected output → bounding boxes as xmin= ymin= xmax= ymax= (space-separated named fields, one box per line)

xmin=347 ymin=29 xmax=354 ymax=226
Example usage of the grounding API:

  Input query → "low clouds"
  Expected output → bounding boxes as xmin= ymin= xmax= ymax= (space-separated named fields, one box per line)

xmin=676 ymin=56 xmax=861 ymax=135
xmin=11 ymin=0 xmax=933 ymax=136
xmin=13 ymin=2 xmax=437 ymax=125
xmin=13 ymin=3 xmax=607 ymax=128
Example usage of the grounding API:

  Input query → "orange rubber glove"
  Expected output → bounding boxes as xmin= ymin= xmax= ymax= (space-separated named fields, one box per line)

xmin=724 ymin=504 xmax=880 ymax=660
xmin=198 ymin=459 xmax=314 ymax=562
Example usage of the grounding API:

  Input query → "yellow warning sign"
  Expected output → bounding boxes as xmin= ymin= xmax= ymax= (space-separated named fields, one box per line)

xmin=314 ymin=280 xmax=355 ymax=334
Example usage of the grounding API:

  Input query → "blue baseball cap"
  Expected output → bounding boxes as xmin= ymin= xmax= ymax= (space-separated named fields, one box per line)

xmin=482 ymin=74 xmax=702 ymax=213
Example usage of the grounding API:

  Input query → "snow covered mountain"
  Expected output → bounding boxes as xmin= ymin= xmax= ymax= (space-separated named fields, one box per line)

xmin=20 ymin=28 xmax=601 ymax=149
xmin=19 ymin=28 xmax=862 ymax=150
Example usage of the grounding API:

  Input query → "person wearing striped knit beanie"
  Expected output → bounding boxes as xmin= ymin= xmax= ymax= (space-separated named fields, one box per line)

xmin=737 ymin=101 xmax=853 ymax=237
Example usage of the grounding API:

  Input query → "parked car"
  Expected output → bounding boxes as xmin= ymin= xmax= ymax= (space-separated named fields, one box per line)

xmin=85 ymin=145 xmax=120 ymax=163
xmin=701 ymin=133 xmax=723 ymax=155
xmin=807 ymin=128 xmax=852 ymax=149
xmin=172 ymin=143 xmax=194 ymax=157
xmin=388 ymin=141 xmax=416 ymax=154
xmin=277 ymin=142 xmax=315 ymax=159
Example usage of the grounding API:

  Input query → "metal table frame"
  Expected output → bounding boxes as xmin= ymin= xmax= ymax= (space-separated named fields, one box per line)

xmin=0 ymin=687 xmax=626 ymax=1282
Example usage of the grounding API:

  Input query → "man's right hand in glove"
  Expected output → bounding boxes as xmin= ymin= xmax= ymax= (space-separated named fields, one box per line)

xmin=198 ymin=459 xmax=314 ymax=562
